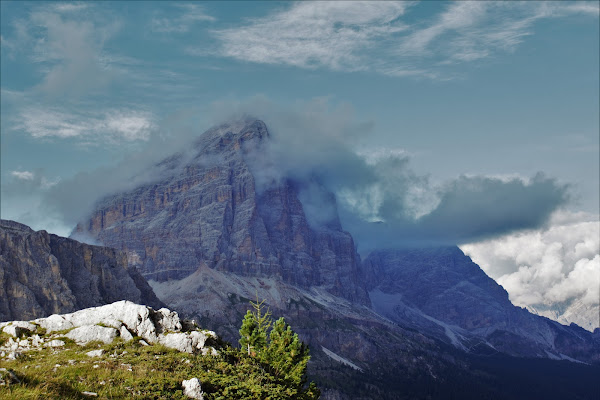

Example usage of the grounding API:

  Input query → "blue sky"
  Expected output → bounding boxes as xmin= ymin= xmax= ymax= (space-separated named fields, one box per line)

xmin=2 ymin=1 xmax=598 ymax=223
xmin=1 ymin=1 xmax=599 ymax=328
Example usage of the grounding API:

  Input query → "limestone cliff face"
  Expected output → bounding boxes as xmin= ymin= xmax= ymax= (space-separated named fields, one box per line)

xmin=75 ymin=119 xmax=368 ymax=305
xmin=0 ymin=220 xmax=163 ymax=322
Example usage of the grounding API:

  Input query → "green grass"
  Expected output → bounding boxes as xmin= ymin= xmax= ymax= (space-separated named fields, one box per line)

xmin=1 ymin=338 xmax=201 ymax=399
xmin=1 ymin=336 xmax=319 ymax=399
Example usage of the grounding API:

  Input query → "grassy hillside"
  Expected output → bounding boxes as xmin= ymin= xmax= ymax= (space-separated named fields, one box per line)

xmin=0 ymin=332 xmax=318 ymax=399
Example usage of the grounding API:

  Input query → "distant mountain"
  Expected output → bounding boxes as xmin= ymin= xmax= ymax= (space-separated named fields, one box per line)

xmin=527 ymin=299 xmax=600 ymax=333
xmin=0 ymin=219 xmax=163 ymax=322
xmin=363 ymin=247 xmax=600 ymax=363
xmin=74 ymin=119 xmax=600 ymax=399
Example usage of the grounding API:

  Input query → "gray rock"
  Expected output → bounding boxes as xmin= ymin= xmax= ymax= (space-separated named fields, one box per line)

xmin=119 ymin=326 xmax=134 ymax=341
xmin=182 ymin=378 xmax=203 ymax=399
xmin=86 ymin=349 xmax=104 ymax=357
xmin=2 ymin=325 xmax=22 ymax=338
xmin=37 ymin=314 xmax=74 ymax=333
xmin=0 ymin=219 xmax=164 ymax=323
xmin=2 ymin=321 xmax=36 ymax=337
xmin=3 ymin=301 xmax=220 ymax=354
xmin=6 ymin=351 xmax=21 ymax=360
xmin=66 ymin=326 xmax=118 ymax=345
xmin=158 ymin=331 xmax=213 ymax=354
xmin=0 ymin=368 xmax=20 ymax=385
xmin=35 ymin=301 xmax=170 ymax=343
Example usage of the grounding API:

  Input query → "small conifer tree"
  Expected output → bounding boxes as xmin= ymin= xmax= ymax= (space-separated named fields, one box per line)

xmin=239 ymin=298 xmax=271 ymax=356
xmin=238 ymin=298 xmax=320 ymax=399
xmin=266 ymin=317 xmax=310 ymax=385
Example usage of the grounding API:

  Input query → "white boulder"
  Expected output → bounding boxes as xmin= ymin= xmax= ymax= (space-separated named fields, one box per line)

xmin=182 ymin=378 xmax=204 ymax=399
xmin=2 ymin=321 xmax=36 ymax=337
xmin=2 ymin=301 xmax=218 ymax=355
xmin=86 ymin=349 xmax=104 ymax=357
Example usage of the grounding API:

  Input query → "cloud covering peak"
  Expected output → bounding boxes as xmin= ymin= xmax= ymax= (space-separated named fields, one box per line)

xmin=1 ymin=99 xmax=571 ymax=249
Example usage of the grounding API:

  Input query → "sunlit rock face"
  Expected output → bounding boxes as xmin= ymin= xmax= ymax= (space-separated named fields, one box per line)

xmin=75 ymin=119 xmax=368 ymax=305
xmin=0 ymin=220 xmax=164 ymax=322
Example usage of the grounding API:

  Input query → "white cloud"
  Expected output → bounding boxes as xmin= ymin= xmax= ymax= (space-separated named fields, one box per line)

xmin=18 ymin=108 xmax=156 ymax=143
xmin=5 ymin=3 xmax=119 ymax=97
xmin=461 ymin=211 xmax=600 ymax=330
xmin=211 ymin=1 xmax=599 ymax=78
xmin=213 ymin=2 xmax=409 ymax=71
xmin=151 ymin=4 xmax=215 ymax=33
xmin=51 ymin=3 xmax=90 ymax=13
xmin=10 ymin=171 xmax=35 ymax=180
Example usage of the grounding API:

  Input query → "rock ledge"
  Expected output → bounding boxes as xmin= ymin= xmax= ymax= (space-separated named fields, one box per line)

xmin=0 ymin=301 xmax=218 ymax=358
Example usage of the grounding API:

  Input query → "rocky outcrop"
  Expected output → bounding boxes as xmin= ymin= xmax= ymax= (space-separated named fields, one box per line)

xmin=0 ymin=220 xmax=163 ymax=322
xmin=75 ymin=119 xmax=368 ymax=305
xmin=363 ymin=246 xmax=600 ymax=363
xmin=0 ymin=301 xmax=218 ymax=356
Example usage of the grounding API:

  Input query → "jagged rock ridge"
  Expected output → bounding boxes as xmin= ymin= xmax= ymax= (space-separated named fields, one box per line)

xmin=0 ymin=220 xmax=163 ymax=322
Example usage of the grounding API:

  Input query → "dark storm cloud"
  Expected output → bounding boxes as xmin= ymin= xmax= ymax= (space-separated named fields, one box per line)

xmin=339 ymin=173 xmax=569 ymax=253
xmin=416 ymin=174 xmax=569 ymax=243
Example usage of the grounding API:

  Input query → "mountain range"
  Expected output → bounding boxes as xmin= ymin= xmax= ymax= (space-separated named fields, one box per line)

xmin=3 ymin=119 xmax=598 ymax=399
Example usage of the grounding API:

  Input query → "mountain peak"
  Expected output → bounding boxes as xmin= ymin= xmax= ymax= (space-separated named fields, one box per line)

xmin=194 ymin=118 xmax=269 ymax=152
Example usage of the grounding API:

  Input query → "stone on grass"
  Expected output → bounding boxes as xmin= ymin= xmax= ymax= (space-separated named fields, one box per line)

xmin=182 ymin=378 xmax=204 ymax=399
xmin=86 ymin=349 xmax=104 ymax=357
xmin=2 ymin=321 xmax=36 ymax=337
xmin=0 ymin=368 xmax=20 ymax=385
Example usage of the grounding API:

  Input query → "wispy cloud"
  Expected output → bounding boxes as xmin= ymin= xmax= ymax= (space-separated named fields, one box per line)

xmin=10 ymin=170 xmax=35 ymax=181
xmin=51 ymin=2 xmax=90 ymax=13
xmin=4 ymin=2 xmax=120 ymax=97
xmin=17 ymin=108 xmax=156 ymax=144
xmin=213 ymin=2 xmax=410 ymax=72
xmin=151 ymin=4 xmax=215 ymax=33
xmin=211 ymin=1 xmax=599 ymax=78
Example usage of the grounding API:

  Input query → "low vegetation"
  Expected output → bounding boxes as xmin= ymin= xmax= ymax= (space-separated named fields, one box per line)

xmin=0 ymin=300 xmax=320 ymax=399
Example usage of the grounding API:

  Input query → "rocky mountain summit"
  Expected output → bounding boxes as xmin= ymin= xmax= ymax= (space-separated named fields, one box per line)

xmin=0 ymin=220 xmax=163 ymax=322
xmin=75 ymin=119 xmax=368 ymax=305
xmin=73 ymin=119 xmax=600 ymax=399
